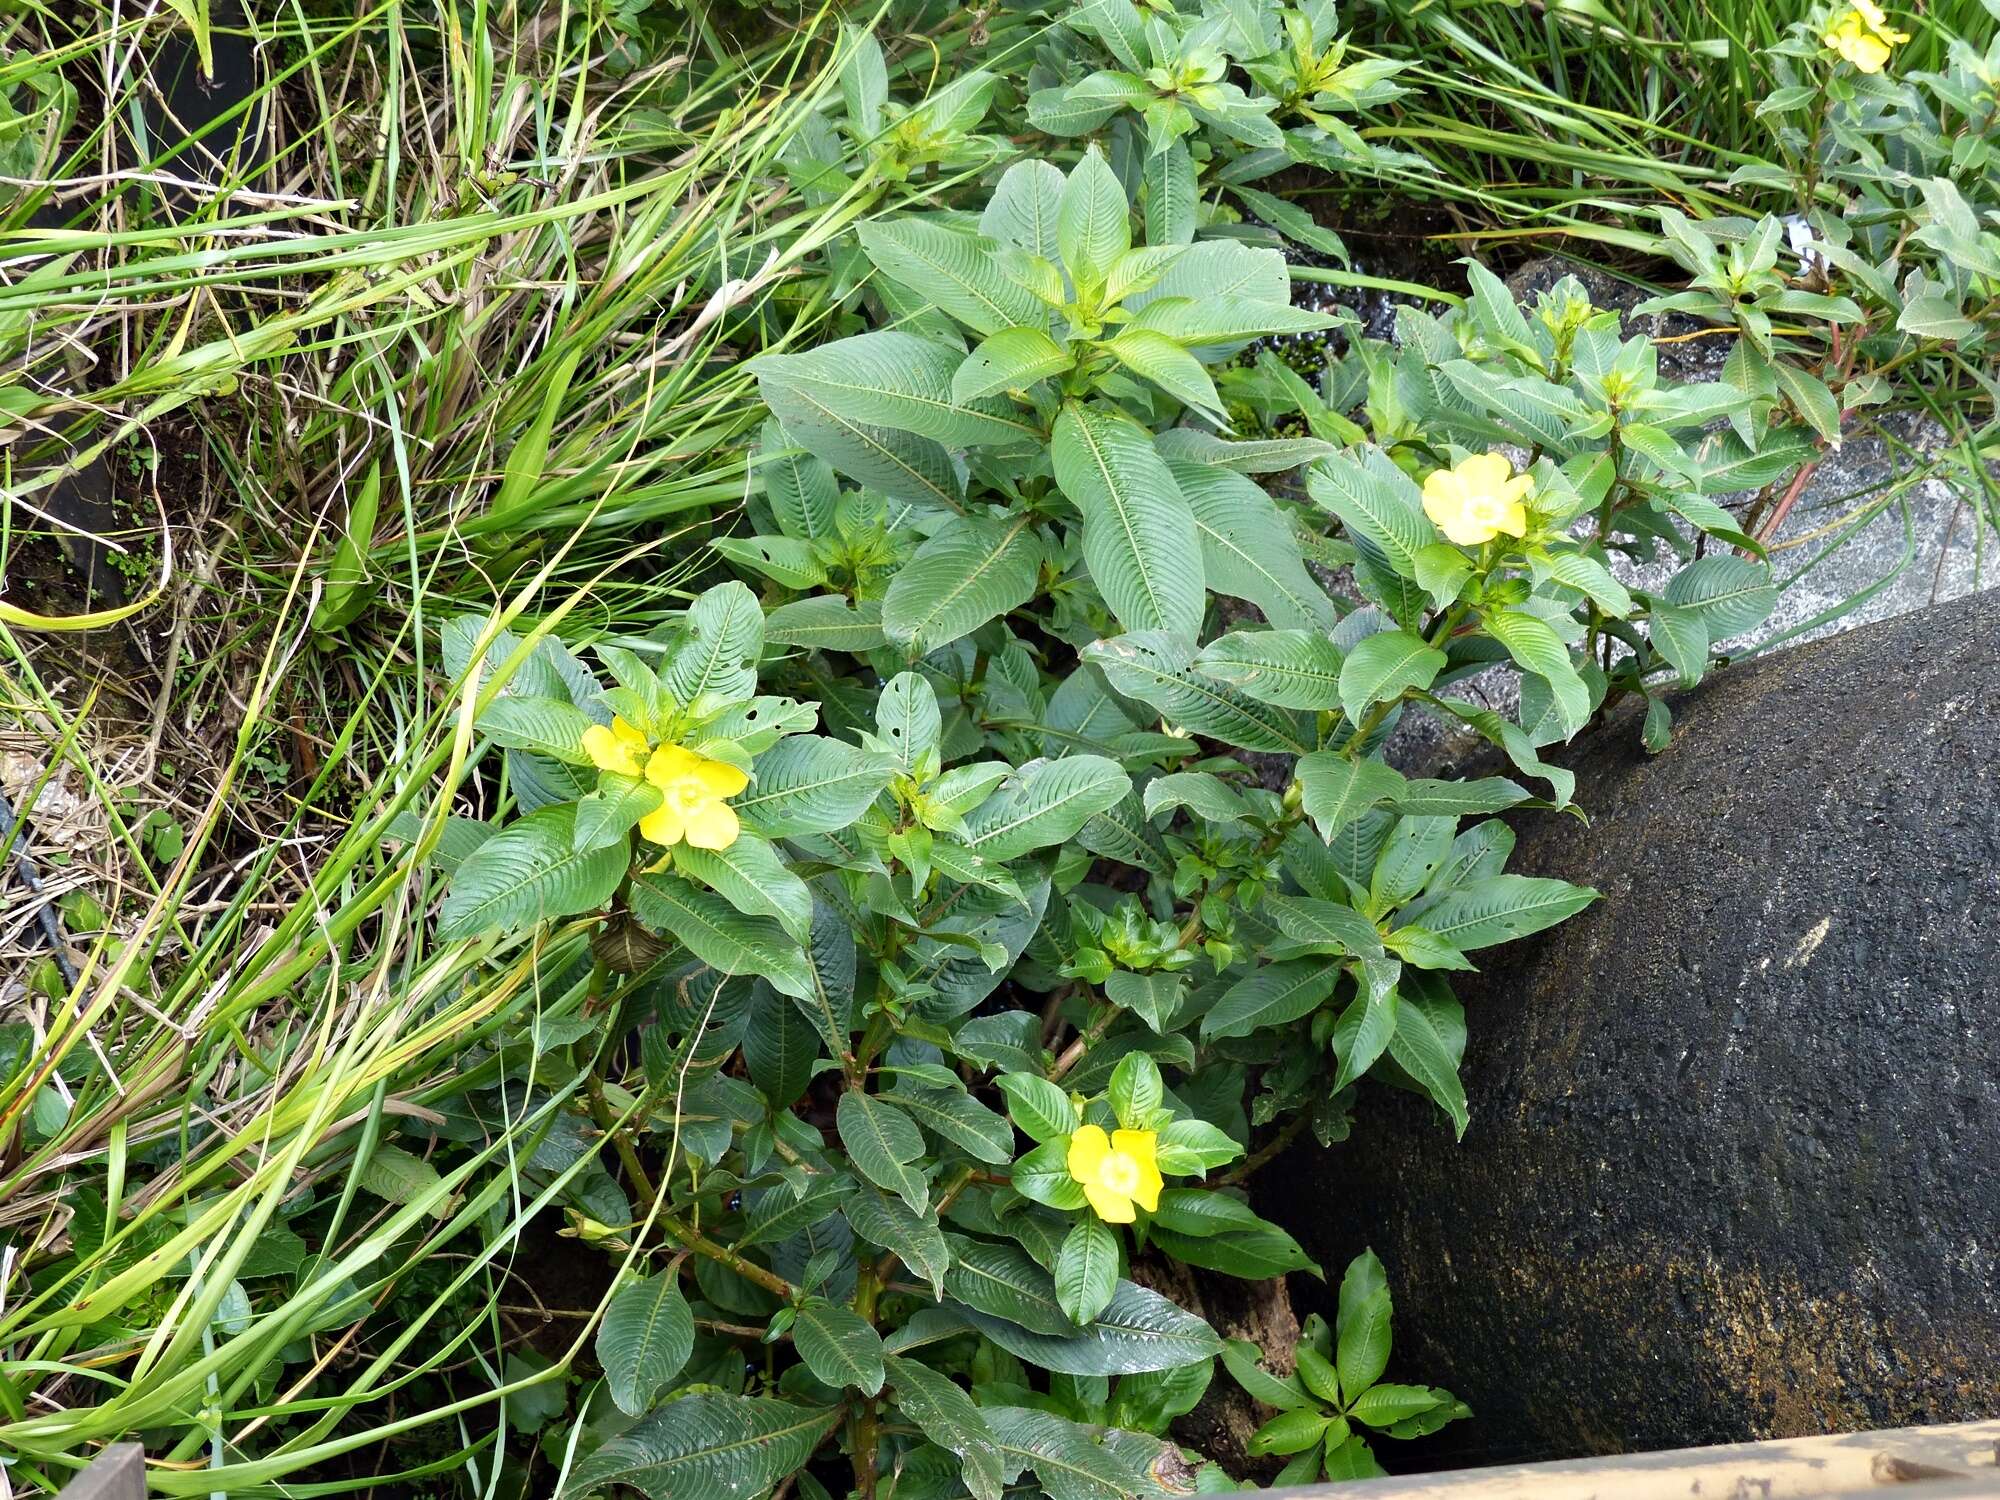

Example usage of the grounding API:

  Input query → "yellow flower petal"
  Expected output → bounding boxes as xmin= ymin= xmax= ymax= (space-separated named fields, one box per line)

xmin=1111 ymin=1129 xmax=1158 ymax=1176
xmin=582 ymin=723 xmax=644 ymax=776
xmin=1082 ymin=1180 xmax=1137 ymax=1223
xmin=639 ymin=801 xmax=685 ymax=847
xmin=1422 ymin=452 xmax=1534 ymax=546
xmin=682 ymin=799 xmax=740 ymax=851
xmin=691 ymin=757 xmax=750 ymax=798
xmin=1067 ymin=1124 xmax=1110 ymax=1183
xmin=645 ymin=743 xmax=700 ymax=788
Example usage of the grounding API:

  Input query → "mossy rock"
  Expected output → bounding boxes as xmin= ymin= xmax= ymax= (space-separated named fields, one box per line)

xmin=1276 ymin=588 xmax=2000 ymax=1463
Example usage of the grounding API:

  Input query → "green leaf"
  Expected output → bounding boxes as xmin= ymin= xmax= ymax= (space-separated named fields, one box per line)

xmin=846 ymin=1186 xmax=951 ymax=1299
xmin=1662 ymin=554 xmax=1778 ymax=637
xmin=756 ymin=332 xmax=1040 ymax=450
xmin=1389 ymin=994 xmax=1469 ymax=1138
xmin=1308 ymin=450 xmax=1432 ymax=583
xmin=572 ymin=773 xmax=661 ymax=854
xmin=561 ymin=1393 xmax=840 ymax=1498
xmin=1482 ymin=609 xmax=1590 ymax=739
xmin=356 ymin=1144 xmax=448 ymax=1216
xmin=1335 ymin=1249 xmax=1392 ymax=1401
xmin=628 ymin=871 xmax=815 ymax=1001
xmin=743 ymin=981 xmax=819 ymax=1107
xmin=1264 ymin=896 xmax=1384 ymax=965
xmin=1107 ymin=1052 xmax=1163 ymax=1130
xmin=883 ymin=511 xmax=1043 ymax=655
xmin=1221 ymin=1337 xmax=1313 ymax=1411
xmin=984 ymin=1406 xmax=1157 ymax=1500
xmin=981 ymin=160 xmax=1066 ymax=260
xmin=1195 ymin=629 xmax=1344 ymax=709
xmin=738 ymin=1173 xmax=855 ymax=1249
xmin=664 ymin=580 xmax=764 ymax=710
xmin=1057 ymin=146 xmax=1132 ymax=293
xmin=957 ymin=1280 xmax=1221 ymax=1374
xmin=438 ymin=806 xmax=628 ymax=941
xmin=1649 ymin=602 xmax=1711 ymax=687
xmin=1150 ymin=1219 xmax=1318 ymax=1281
xmin=996 ymin=1074 xmax=1079 ymax=1142
xmin=1412 ymin=874 xmax=1597 ymax=951
xmin=477 ymin=697 xmax=594 ymax=762
xmin=598 ymin=1274 xmax=695 ymax=1418
xmin=945 ymin=1233 xmax=1076 ymax=1335
xmin=763 ymin=595 xmax=888 ymax=651
xmin=1350 ymin=1383 xmax=1445 ymax=1426
xmin=1153 ymin=1117 xmax=1243 ymax=1174
xmin=1332 ymin=960 xmax=1400 ymax=1090
xmin=1127 ymin=294 xmax=1337 ymax=347
xmin=889 ymin=1086 xmax=1014 ymax=1165
xmin=1102 ymin=329 xmax=1226 ymax=421
xmin=1248 ymin=1408 xmax=1333 ymax=1457
xmin=1086 ymin=632 xmax=1311 ymax=753
xmin=1338 ymin=630 xmax=1447 ymax=725
xmin=859 ymin=219 xmax=1048 ymax=336
xmin=886 ymin=1356 xmax=1007 ymax=1500
xmin=1537 ymin=549 xmax=1633 ymax=616
xmin=1323 ymin=1433 xmax=1388 ymax=1480
xmin=737 ymin=737 xmax=897 ymax=837
xmin=761 ymin=371 xmax=963 ymax=509
xmin=794 ymin=1298 xmax=886 ymax=1396
xmin=1051 ymin=404 xmax=1203 ymax=638
xmin=1011 ymin=1137 xmax=1090 ymax=1211
xmin=1104 ymin=970 xmax=1183 ymax=1032
xmin=1294 ymin=753 xmax=1407 ymax=844
xmin=1144 ymin=140 xmax=1197 ymax=246
xmin=1156 ymin=432 xmax=1339 ymax=475
xmin=837 ymin=1090 xmax=930 ymax=1212
xmin=1055 ymin=1217 xmax=1121 ymax=1326
xmin=1142 ymin=772 xmax=1251 ymax=825
xmin=760 ymin=419 xmax=840 ymax=542
xmin=709 ymin=535 xmax=827 ymax=591
xmin=678 ymin=827 xmax=811 ymax=936
xmin=1170 ymin=459 xmax=1337 ymax=631
xmin=1202 ymin=961 xmax=1340 ymax=1040
xmin=962 ymin=755 xmax=1130 ymax=862
xmin=954 ymin=328 xmax=1075 ymax=403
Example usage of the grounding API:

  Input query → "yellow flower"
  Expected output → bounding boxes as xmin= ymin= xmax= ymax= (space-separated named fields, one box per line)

xmin=1066 ymin=1124 xmax=1163 ymax=1224
xmin=582 ymin=715 xmax=649 ymax=777
xmin=640 ymin=744 xmax=749 ymax=851
xmin=1421 ymin=452 xmax=1533 ymax=547
xmin=1823 ymin=1 xmax=1908 ymax=72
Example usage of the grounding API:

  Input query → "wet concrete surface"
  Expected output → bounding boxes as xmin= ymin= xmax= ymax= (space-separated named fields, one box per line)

xmin=1274 ymin=586 xmax=2000 ymax=1463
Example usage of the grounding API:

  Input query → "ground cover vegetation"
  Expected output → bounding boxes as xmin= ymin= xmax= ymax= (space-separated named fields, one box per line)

xmin=1 ymin=0 xmax=1996 ymax=1495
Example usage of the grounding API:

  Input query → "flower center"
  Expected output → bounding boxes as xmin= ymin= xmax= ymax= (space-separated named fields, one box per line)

xmin=1098 ymin=1151 xmax=1141 ymax=1196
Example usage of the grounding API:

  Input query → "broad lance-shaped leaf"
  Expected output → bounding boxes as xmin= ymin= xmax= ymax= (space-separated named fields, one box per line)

xmin=883 ymin=511 xmax=1043 ymax=655
xmin=475 ymin=696 xmax=594 ymax=762
xmin=561 ymin=1394 xmax=840 ymax=1498
xmin=437 ymin=805 xmax=627 ymax=941
xmin=1051 ymin=403 xmax=1203 ymax=639
xmin=1293 ymin=751 xmax=1407 ymax=844
xmin=1482 ymin=608 xmax=1590 ymax=739
xmin=1195 ymin=629 xmax=1344 ymax=710
xmin=1169 ymin=458 xmax=1338 ymax=631
xmin=597 ymin=1274 xmax=695 ymax=1418
xmin=672 ymin=833 xmax=812 ymax=942
xmin=954 ymin=328 xmax=1075 ymax=403
xmin=954 ymin=1279 xmax=1222 ymax=1375
xmin=837 ymin=1089 xmax=929 ymax=1211
xmin=981 ymin=159 xmax=1065 ymax=261
xmin=1663 ymin=554 xmax=1778 ymax=637
xmin=758 ymin=417 xmax=837 ymax=541
xmin=1407 ymin=874 xmax=1597 ymax=951
xmin=1307 ymin=448 xmax=1432 ymax=583
xmin=858 ymin=219 xmax=1048 ymax=336
xmin=984 ymin=1406 xmax=1163 ymax=1500
xmin=961 ymin=755 xmax=1129 ymax=861
xmin=754 ymin=332 xmax=1039 ymax=450
xmin=944 ymin=1234 xmax=1076 ymax=1335
xmin=1332 ymin=959 xmax=1400 ymax=1091
xmin=1055 ymin=1217 xmax=1121 ymax=1326
xmin=1338 ymin=630 xmax=1447 ymax=726
xmin=1084 ymin=632 xmax=1311 ymax=754
xmin=628 ymin=871 xmax=815 ymax=1001
xmin=736 ymin=736 xmax=897 ymax=837
xmin=763 ymin=375 xmax=963 ymax=510
xmin=793 ymin=1299 xmax=886 ymax=1396
xmin=1337 ymin=1249 xmax=1393 ymax=1399
xmin=1102 ymin=329 xmax=1226 ymax=423
xmin=1202 ymin=960 xmax=1340 ymax=1040
xmin=888 ymin=1085 xmax=1015 ymax=1165
xmin=665 ymin=580 xmax=763 ymax=709
xmin=886 ymin=1356 xmax=1007 ymax=1500
xmin=572 ymin=772 xmax=660 ymax=852
xmin=1057 ymin=146 xmax=1131 ymax=294
xmin=742 ymin=980 xmax=818 ymax=1107
xmin=846 ymin=1186 xmax=951 ymax=1299
xmin=762 ymin=595 xmax=888 ymax=652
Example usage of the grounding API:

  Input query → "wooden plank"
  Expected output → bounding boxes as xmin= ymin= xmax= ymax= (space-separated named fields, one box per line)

xmin=1246 ymin=1420 xmax=2000 ymax=1500
xmin=56 ymin=1445 xmax=145 ymax=1500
